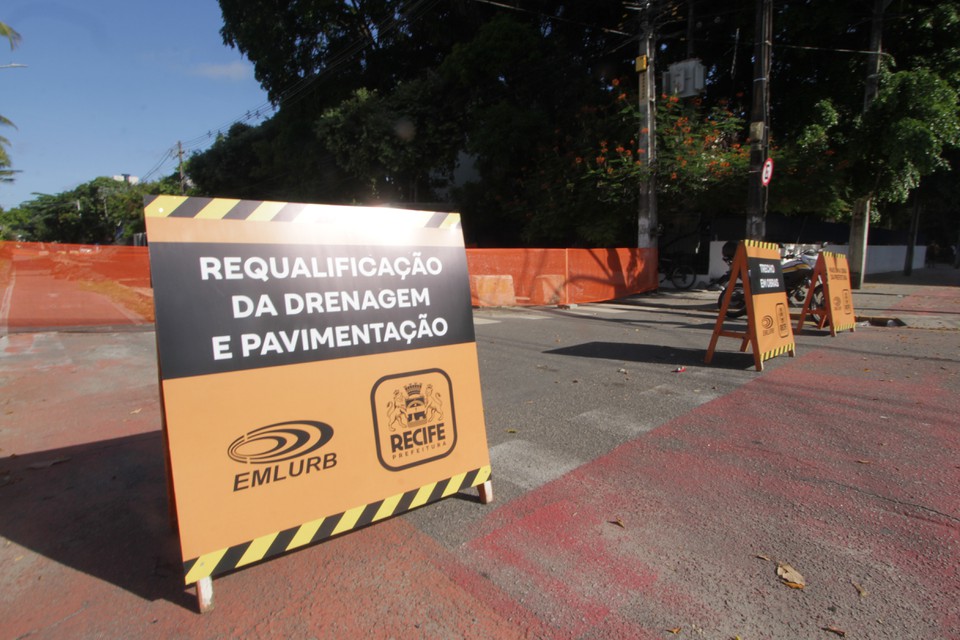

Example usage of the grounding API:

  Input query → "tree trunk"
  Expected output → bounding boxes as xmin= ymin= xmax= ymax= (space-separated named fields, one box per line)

xmin=903 ymin=194 xmax=921 ymax=276
xmin=848 ymin=197 xmax=870 ymax=288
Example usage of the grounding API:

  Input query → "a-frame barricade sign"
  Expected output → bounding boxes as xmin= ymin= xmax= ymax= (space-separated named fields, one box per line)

xmin=796 ymin=251 xmax=856 ymax=335
xmin=705 ymin=240 xmax=796 ymax=371
xmin=144 ymin=196 xmax=492 ymax=611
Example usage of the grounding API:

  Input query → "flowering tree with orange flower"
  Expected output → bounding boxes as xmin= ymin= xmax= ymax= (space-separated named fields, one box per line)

xmin=582 ymin=88 xmax=748 ymax=216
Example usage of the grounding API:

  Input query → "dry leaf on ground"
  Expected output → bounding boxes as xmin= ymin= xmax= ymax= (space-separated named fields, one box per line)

xmin=776 ymin=562 xmax=806 ymax=589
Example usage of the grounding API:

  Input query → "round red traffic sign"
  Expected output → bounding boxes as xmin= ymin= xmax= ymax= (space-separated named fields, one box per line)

xmin=761 ymin=157 xmax=774 ymax=186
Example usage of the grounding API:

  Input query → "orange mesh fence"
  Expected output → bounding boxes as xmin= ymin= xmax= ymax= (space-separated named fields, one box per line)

xmin=466 ymin=248 xmax=657 ymax=306
xmin=0 ymin=242 xmax=657 ymax=330
xmin=0 ymin=241 xmax=153 ymax=330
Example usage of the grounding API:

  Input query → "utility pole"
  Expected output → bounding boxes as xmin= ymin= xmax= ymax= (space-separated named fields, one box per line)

xmin=848 ymin=0 xmax=891 ymax=288
xmin=637 ymin=3 xmax=657 ymax=250
xmin=177 ymin=141 xmax=186 ymax=195
xmin=745 ymin=0 xmax=772 ymax=240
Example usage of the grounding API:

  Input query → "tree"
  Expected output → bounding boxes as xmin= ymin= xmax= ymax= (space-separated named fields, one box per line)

xmin=1 ymin=21 xmax=22 ymax=183
xmin=851 ymin=69 xmax=959 ymax=204
xmin=0 ymin=113 xmax=14 ymax=184
xmin=208 ymin=1 xmax=635 ymax=245
xmin=582 ymin=87 xmax=750 ymax=233
xmin=187 ymin=112 xmax=356 ymax=203
xmin=0 ymin=176 xmax=182 ymax=243
xmin=436 ymin=11 xmax=621 ymax=245
xmin=196 ymin=0 xmax=960 ymax=248
xmin=315 ymin=73 xmax=463 ymax=203
xmin=768 ymin=99 xmax=852 ymax=219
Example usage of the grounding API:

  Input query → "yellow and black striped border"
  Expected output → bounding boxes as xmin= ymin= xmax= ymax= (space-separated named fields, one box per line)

xmin=743 ymin=239 xmax=780 ymax=252
xmin=183 ymin=465 xmax=491 ymax=584
xmin=144 ymin=195 xmax=461 ymax=229
xmin=760 ymin=343 xmax=794 ymax=363
xmin=833 ymin=322 xmax=856 ymax=333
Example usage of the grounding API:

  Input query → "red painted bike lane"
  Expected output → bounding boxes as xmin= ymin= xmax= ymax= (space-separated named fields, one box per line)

xmin=463 ymin=325 xmax=959 ymax=637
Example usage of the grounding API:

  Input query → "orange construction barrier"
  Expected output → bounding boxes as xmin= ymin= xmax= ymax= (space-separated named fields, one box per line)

xmin=0 ymin=241 xmax=153 ymax=330
xmin=467 ymin=248 xmax=657 ymax=307
xmin=0 ymin=242 xmax=658 ymax=330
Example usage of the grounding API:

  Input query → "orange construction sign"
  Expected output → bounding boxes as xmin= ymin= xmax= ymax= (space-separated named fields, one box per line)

xmin=705 ymin=240 xmax=796 ymax=371
xmin=796 ymin=251 xmax=857 ymax=335
xmin=144 ymin=196 xmax=491 ymax=585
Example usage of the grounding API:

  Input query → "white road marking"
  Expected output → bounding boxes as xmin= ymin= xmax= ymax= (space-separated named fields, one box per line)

xmin=489 ymin=439 xmax=582 ymax=490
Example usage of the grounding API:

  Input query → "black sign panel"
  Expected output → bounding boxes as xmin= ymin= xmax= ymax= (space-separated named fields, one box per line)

xmin=747 ymin=257 xmax=785 ymax=295
xmin=150 ymin=242 xmax=475 ymax=379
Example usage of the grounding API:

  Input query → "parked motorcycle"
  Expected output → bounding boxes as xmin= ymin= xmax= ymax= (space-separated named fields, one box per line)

xmin=780 ymin=247 xmax=821 ymax=306
xmin=717 ymin=242 xmax=824 ymax=319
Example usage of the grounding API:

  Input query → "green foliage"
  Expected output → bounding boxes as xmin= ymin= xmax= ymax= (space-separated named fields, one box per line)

xmin=315 ymin=74 xmax=462 ymax=202
xmin=768 ymin=100 xmax=852 ymax=218
xmin=0 ymin=21 xmax=20 ymax=48
xmin=1 ymin=20 xmax=22 ymax=182
xmin=0 ymin=176 xmax=181 ymax=243
xmin=435 ymin=10 xmax=636 ymax=246
xmin=853 ymin=68 xmax=960 ymax=203
xmin=187 ymin=111 xmax=349 ymax=203
xmin=0 ymin=116 xmax=15 ymax=185
xmin=583 ymin=92 xmax=749 ymax=217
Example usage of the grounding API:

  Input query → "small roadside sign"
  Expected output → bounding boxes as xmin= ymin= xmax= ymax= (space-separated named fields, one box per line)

xmin=761 ymin=158 xmax=774 ymax=186
xmin=796 ymin=251 xmax=857 ymax=335
xmin=705 ymin=240 xmax=796 ymax=371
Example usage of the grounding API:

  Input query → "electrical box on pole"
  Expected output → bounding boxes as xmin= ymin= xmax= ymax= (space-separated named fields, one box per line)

xmin=662 ymin=59 xmax=705 ymax=98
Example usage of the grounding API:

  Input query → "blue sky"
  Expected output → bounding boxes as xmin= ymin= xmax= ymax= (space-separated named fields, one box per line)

xmin=1 ymin=0 xmax=271 ymax=210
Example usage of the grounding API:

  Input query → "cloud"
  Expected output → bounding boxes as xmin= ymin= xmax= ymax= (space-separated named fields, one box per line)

xmin=189 ymin=61 xmax=252 ymax=81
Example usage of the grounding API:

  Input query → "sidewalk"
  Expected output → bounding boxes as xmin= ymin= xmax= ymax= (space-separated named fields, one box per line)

xmin=1 ymin=269 xmax=957 ymax=639
xmin=853 ymin=267 xmax=960 ymax=329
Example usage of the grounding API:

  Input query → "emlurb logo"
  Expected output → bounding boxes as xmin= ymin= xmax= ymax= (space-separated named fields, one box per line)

xmin=228 ymin=420 xmax=338 ymax=492
xmin=372 ymin=369 xmax=457 ymax=471
xmin=761 ymin=314 xmax=775 ymax=336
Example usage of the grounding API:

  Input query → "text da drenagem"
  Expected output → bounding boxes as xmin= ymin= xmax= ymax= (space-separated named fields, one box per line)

xmin=200 ymin=251 xmax=453 ymax=361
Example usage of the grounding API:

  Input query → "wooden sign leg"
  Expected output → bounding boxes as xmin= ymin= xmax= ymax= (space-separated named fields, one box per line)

xmin=196 ymin=576 xmax=214 ymax=613
xmin=477 ymin=480 xmax=494 ymax=504
xmin=751 ymin=338 xmax=764 ymax=372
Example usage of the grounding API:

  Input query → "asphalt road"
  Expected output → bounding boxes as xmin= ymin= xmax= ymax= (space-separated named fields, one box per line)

xmin=1 ymin=269 xmax=958 ymax=639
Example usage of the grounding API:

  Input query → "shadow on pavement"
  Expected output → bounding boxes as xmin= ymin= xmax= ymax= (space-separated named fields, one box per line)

xmin=545 ymin=341 xmax=761 ymax=370
xmin=0 ymin=433 xmax=193 ymax=610
xmin=616 ymin=297 xmax=718 ymax=313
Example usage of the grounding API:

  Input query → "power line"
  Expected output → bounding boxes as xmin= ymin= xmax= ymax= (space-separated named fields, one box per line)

xmin=141 ymin=148 xmax=176 ymax=183
xmin=465 ymin=0 xmax=631 ymax=36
